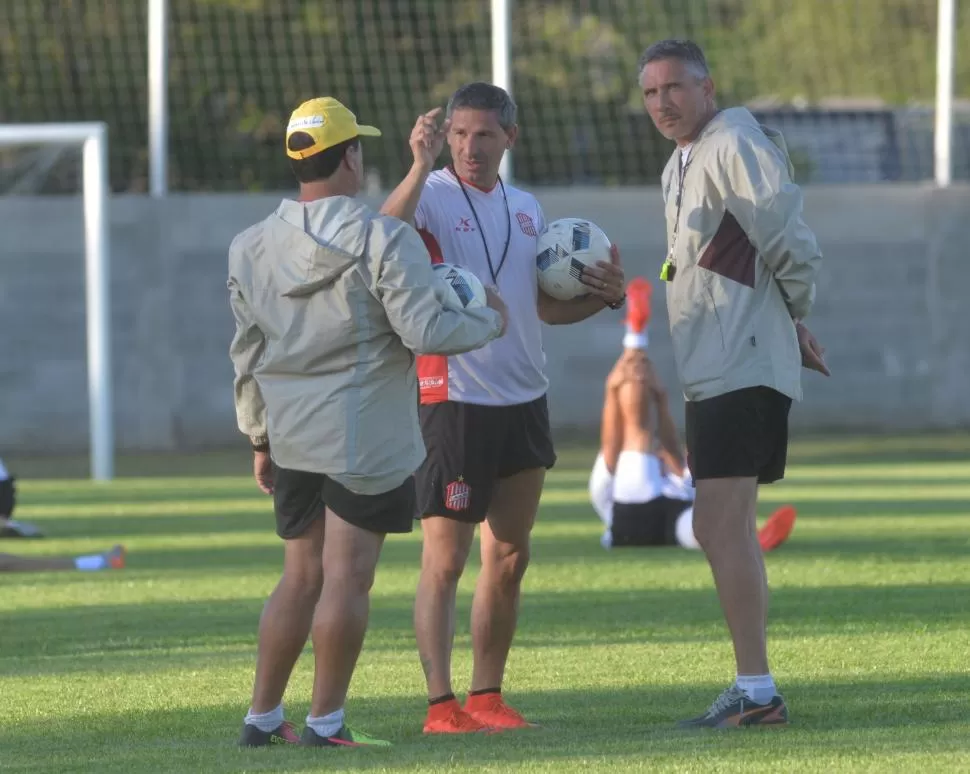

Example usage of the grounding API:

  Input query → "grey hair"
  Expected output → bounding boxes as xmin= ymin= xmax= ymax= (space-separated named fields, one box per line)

xmin=446 ymin=82 xmax=517 ymax=131
xmin=638 ymin=39 xmax=710 ymax=79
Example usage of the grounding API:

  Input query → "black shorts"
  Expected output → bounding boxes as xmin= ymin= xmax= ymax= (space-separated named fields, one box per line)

xmin=272 ymin=465 xmax=415 ymax=539
xmin=0 ymin=477 xmax=14 ymax=516
xmin=612 ymin=497 xmax=691 ymax=547
xmin=685 ymin=386 xmax=793 ymax=485
xmin=415 ymin=396 xmax=557 ymax=523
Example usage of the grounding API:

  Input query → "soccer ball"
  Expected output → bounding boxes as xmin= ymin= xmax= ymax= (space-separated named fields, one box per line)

xmin=432 ymin=263 xmax=487 ymax=310
xmin=536 ymin=218 xmax=612 ymax=300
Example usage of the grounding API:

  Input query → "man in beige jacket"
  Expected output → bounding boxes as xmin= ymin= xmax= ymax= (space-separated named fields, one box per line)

xmin=229 ymin=97 xmax=506 ymax=749
xmin=639 ymin=39 xmax=829 ymax=728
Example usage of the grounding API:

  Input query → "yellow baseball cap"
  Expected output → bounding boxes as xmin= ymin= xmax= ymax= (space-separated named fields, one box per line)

xmin=285 ymin=97 xmax=382 ymax=160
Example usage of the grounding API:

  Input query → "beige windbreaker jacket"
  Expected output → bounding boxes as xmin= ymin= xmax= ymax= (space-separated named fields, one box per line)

xmin=228 ymin=196 xmax=503 ymax=495
xmin=661 ymin=107 xmax=822 ymax=403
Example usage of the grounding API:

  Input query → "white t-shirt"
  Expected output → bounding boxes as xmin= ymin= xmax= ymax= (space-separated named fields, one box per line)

xmin=614 ymin=451 xmax=667 ymax=504
xmin=589 ymin=451 xmax=694 ymax=525
xmin=414 ymin=168 xmax=548 ymax=406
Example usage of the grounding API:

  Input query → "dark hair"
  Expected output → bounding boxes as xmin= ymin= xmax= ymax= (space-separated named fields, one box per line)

xmin=446 ymin=82 xmax=517 ymax=131
xmin=638 ymin=39 xmax=710 ymax=79
xmin=287 ymin=133 xmax=360 ymax=183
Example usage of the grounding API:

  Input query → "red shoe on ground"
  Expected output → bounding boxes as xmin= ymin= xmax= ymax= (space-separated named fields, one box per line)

xmin=758 ymin=505 xmax=797 ymax=553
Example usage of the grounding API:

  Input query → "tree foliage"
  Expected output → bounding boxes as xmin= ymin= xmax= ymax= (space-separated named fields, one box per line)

xmin=0 ymin=0 xmax=965 ymax=190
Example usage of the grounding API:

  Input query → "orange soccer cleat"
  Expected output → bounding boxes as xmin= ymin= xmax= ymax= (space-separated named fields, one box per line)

xmin=757 ymin=505 xmax=797 ymax=553
xmin=464 ymin=692 xmax=538 ymax=730
xmin=625 ymin=277 xmax=653 ymax=334
xmin=423 ymin=698 xmax=493 ymax=734
xmin=107 ymin=544 xmax=126 ymax=570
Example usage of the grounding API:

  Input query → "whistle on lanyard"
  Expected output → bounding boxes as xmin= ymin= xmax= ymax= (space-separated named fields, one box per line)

xmin=660 ymin=258 xmax=676 ymax=282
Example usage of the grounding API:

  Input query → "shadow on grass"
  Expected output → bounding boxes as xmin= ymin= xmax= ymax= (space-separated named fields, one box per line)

xmin=18 ymin=485 xmax=259 ymax=509
xmin=530 ymin=532 xmax=970 ymax=561
xmin=1 ymin=677 xmax=969 ymax=774
xmin=8 ymin=512 xmax=279 ymax=541
xmin=14 ymin=492 xmax=970 ymax=549
xmin=4 ymin=582 xmax=968 ymax=675
xmin=4 ymin=525 xmax=967 ymax=598
xmin=543 ymin=487 xmax=970 ymax=514
xmin=24 ymin=519 xmax=960 ymax=568
xmin=772 ymin=500 xmax=970 ymax=518
xmin=8 ymin=432 xmax=970 ymax=482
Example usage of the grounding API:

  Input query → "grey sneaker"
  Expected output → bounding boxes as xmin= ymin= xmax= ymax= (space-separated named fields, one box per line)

xmin=678 ymin=685 xmax=788 ymax=728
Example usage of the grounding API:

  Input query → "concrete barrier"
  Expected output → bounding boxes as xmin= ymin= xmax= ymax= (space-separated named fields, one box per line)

xmin=1 ymin=184 xmax=968 ymax=453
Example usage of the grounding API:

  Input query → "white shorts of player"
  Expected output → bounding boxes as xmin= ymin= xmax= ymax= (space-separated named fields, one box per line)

xmin=588 ymin=452 xmax=699 ymax=550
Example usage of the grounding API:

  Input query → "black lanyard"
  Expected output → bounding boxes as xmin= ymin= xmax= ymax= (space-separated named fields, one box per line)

xmin=661 ymin=148 xmax=692 ymax=282
xmin=671 ymin=148 xmax=693 ymax=253
xmin=450 ymin=165 xmax=512 ymax=285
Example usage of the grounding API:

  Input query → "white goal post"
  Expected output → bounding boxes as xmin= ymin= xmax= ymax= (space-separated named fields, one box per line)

xmin=0 ymin=122 xmax=114 ymax=481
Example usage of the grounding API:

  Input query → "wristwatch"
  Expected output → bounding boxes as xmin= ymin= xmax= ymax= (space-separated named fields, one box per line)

xmin=250 ymin=435 xmax=270 ymax=453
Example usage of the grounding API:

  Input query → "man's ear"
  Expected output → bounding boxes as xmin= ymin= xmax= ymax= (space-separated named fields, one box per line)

xmin=702 ymin=76 xmax=716 ymax=102
xmin=506 ymin=124 xmax=519 ymax=150
xmin=343 ymin=144 xmax=360 ymax=171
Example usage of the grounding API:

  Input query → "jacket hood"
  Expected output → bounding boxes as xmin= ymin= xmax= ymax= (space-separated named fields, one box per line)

xmin=266 ymin=196 xmax=372 ymax=297
xmin=701 ymin=107 xmax=795 ymax=179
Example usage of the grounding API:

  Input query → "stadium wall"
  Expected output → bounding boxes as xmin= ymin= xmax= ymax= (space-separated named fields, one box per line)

xmin=1 ymin=185 xmax=968 ymax=454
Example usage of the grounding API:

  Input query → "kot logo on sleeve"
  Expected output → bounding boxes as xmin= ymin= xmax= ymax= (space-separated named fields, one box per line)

xmin=516 ymin=211 xmax=537 ymax=237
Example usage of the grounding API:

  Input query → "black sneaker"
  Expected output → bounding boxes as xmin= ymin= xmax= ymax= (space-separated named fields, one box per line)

xmin=300 ymin=725 xmax=391 ymax=747
xmin=0 ymin=519 xmax=43 ymax=538
xmin=238 ymin=720 xmax=301 ymax=746
xmin=679 ymin=685 xmax=789 ymax=728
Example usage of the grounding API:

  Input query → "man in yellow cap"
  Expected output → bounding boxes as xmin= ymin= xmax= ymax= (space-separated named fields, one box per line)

xmin=229 ymin=97 xmax=508 ymax=748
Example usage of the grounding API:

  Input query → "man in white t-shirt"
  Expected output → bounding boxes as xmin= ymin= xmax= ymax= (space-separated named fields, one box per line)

xmin=382 ymin=82 xmax=627 ymax=733
xmin=588 ymin=280 xmax=797 ymax=553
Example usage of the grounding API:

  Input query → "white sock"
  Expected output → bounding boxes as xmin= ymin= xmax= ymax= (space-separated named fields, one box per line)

xmin=674 ymin=507 xmax=701 ymax=550
xmin=306 ymin=708 xmax=345 ymax=738
xmin=736 ymin=674 xmax=776 ymax=705
xmin=588 ymin=454 xmax=614 ymax=528
xmin=74 ymin=554 xmax=107 ymax=571
xmin=244 ymin=703 xmax=284 ymax=732
xmin=622 ymin=330 xmax=648 ymax=350
xmin=601 ymin=528 xmax=613 ymax=549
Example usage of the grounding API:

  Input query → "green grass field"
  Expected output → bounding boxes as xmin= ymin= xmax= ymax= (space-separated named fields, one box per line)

xmin=3 ymin=435 xmax=970 ymax=773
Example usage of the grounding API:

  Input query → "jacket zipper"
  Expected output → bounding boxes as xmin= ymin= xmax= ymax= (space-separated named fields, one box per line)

xmin=706 ymin=287 xmax=726 ymax=350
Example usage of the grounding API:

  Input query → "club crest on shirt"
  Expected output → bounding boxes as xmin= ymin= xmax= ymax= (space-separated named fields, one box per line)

xmin=516 ymin=211 xmax=537 ymax=236
xmin=455 ymin=217 xmax=476 ymax=233
xmin=444 ymin=477 xmax=471 ymax=511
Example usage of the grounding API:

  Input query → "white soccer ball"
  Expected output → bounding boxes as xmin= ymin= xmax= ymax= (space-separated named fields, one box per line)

xmin=536 ymin=218 xmax=612 ymax=301
xmin=432 ymin=263 xmax=487 ymax=310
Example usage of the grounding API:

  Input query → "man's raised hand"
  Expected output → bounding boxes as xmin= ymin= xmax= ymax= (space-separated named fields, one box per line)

xmin=410 ymin=108 xmax=451 ymax=172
